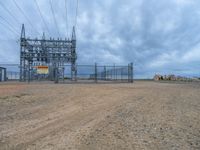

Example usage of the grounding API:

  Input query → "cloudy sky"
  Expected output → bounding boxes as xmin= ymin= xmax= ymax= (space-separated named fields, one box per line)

xmin=0 ymin=0 xmax=200 ymax=78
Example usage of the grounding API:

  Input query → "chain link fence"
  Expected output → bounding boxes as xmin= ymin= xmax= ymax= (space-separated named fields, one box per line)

xmin=0 ymin=63 xmax=134 ymax=83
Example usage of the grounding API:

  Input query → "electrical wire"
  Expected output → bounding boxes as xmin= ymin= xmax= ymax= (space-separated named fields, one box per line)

xmin=74 ymin=0 xmax=79 ymax=29
xmin=49 ymin=0 xmax=60 ymax=37
xmin=34 ymin=0 xmax=50 ymax=36
xmin=0 ymin=1 xmax=21 ymax=25
xmin=1 ymin=0 xmax=78 ymax=38
xmin=12 ymin=0 xmax=40 ymax=35
xmin=65 ymin=0 xmax=69 ymax=37
xmin=0 ymin=16 xmax=20 ymax=35
xmin=0 ymin=20 xmax=19 ymax=36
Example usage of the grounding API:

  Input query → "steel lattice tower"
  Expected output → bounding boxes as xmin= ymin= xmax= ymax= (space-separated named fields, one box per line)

xmin=20 ymin=24 xmax=77 ymax=82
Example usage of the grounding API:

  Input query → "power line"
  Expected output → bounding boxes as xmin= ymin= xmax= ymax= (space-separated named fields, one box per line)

xmin=0 ymin=1 xmax=21 ymax=25
xmin=65 ymin=0 xmax=69 ymax=37
xmin=0 ymin=20 xmax=19 ymax=36
xmin=0 ymin=39 xmax=18 ymax=42
xmin=49 ymin=0 xmax=60 ymax=37
xmin=12 ymin=0 xmax=40 ymax=35
xmin=0 ymin=16 xmax=20 ymax=35
xmin=0 ymin=63 xmax=20 ymax=66
xmin=74 ymin=0 xmax=79 ymax=29
xmin=0 ymin=1 xmax=32 ymax=36
xmin=34 ymin=0 xmax=50 ymax=36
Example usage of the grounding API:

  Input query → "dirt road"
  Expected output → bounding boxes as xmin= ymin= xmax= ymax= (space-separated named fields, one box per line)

xmin=0 ymin=81 xmax=200 ymax=149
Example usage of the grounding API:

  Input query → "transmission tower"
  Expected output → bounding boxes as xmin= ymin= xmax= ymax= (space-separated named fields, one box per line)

xmin=20 ymin=24 xmax=77 ymax=82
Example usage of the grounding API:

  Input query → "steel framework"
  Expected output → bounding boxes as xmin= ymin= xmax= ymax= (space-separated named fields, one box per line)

xmin=89 ymin=63 xmax=133 ymax=83
xmin=20 ymin=24 xmax=77 ymax=82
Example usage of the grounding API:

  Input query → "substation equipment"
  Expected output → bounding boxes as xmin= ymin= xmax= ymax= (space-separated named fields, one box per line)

xmin=20 ymin=24 xmax=77 ymax=82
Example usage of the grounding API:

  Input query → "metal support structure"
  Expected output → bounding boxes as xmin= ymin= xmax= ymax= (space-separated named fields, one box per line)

xmin=89 ymin=63 xmax=134 ymax=83
xmin=128 ymin=63 xmax=133 ymax=83
xmin=94 ymin=63 xmax=97 ymax=83
xmin=71 ymin=26 xmax=77 ymax=81
xmin=0 ymin=67 xmax=7 ymax=82
xmin=104 ymin=66 xmax=106 ymax=80
xmin=20 ymin=24 xmax=77 ymax=82
xmin=131 ymin=62 xmax=134 ymax=83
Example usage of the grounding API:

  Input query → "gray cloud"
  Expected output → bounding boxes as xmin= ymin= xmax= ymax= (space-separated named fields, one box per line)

xmin=0 ymin=0 xmax=200 ymax=78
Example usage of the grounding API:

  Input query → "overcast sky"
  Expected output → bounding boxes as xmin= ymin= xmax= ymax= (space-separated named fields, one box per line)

xmin=0 ymin=0 xmax=200 ymax=78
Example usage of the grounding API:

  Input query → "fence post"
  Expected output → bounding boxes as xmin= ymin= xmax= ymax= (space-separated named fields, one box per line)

xmin=104 ymin=66 xmax=106 ymax=80
xmin=5 ymin=69 xmax=7 ymax=81
xmin=55 ymin=68 xmax=59 ymax=83
xmin=128 ymin=63 xmax=133 ymax=83
xmin=114 ymin=64 xmax=116 ymax=81
xmin=28 ymin=63 xmax=30 ymax=83
xmin=95 ymin=63 xmax=97 ymax=83
xmin=121 ymin=68 xmax=123 ymax=82
xmin=62 ymin=67 xmax=65 ymax=83
xmin=128 ymin=64 xmax=130 ymax=82
xmin=53 ymin=63 xmax=58 ymax=84
xmin=130 ymin=62 xmax=133 ymax=83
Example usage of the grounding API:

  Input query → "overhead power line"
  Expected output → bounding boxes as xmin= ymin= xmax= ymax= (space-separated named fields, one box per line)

xmin=65 ymin=0 xmax=69 ymax=37
xmin=0 ymin=1 xmax=21 ymax=25
xmin=12 ymin=0 xmax=40 ymax=35
xmin=0 ymin=20 xmax=19 ymax=36
xmin=49 ymin=0 xmax=60 ymax=37
xmin=0 ymin=16 xmax=20 ymax=35
xmin=34 ymin=0 xmax=50 ymax=36
xmin=75 ymin=0 xmax=79 ymax=29
xmin=0 ymin=64 xmax=19 ymax=66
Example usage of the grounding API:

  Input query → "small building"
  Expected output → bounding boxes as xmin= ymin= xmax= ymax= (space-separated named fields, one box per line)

xmin=154 ymin=74 xmax=163 ymax=81
xmin=167 ymin=74 xmax=176 ymax=81
xmin=0 ymin=67 xmax=7 ymax=82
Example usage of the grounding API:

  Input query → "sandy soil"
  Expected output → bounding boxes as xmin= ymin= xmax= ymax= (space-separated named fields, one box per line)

xmin=0 ymin=81 xmax=200 ymax=150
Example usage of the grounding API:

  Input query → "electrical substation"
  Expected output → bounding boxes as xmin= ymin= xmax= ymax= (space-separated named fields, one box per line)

xmin=0 ymin=0 xmax=133 ymax=83
xmin=20 ymin=24 xmax=77 ymax=83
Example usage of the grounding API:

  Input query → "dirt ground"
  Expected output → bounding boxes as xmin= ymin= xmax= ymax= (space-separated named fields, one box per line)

xmin=0 ymin=81 xmax=200 ymax=150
